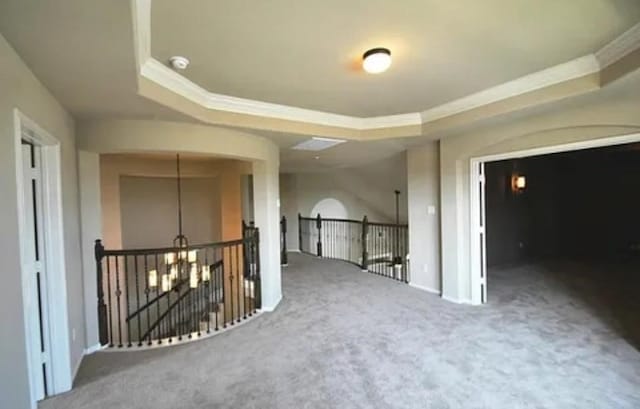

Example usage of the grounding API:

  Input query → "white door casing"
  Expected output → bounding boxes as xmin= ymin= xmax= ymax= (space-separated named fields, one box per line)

xmin=21 ymin=142 xmax=54 ymax=400
xmin=469 ymin=132 xmax=640 ymax=306
xmin=14 ymin=109 xmax=73 ymax=409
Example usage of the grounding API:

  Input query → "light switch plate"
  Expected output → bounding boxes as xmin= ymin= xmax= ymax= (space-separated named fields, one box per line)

xmin=427 ymin=205 xmax=436 ymax=215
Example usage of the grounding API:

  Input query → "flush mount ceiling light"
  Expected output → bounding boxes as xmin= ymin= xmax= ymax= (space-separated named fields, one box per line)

xmin=169 ymin=56 xmax=190 ymax=70
xmin=362 ymin=47 xmax=392 ymax=74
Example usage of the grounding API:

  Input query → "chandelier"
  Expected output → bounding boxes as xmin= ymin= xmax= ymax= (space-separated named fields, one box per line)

xmin=147 ymin=154 xmax=210 ymax=292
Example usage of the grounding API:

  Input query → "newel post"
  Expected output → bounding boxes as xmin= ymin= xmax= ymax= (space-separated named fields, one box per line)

xmin=95 ymin=239 xmax=109 ymax=346
xmin=316 ymin=213 xmax=323 ymax=257
xmin=361 ymin=216 xmax=369 ymax=271
xmin=254 ymin=228 xmax=262 ymax=309
xmin=280 ymin=216 xmax=288 ymax=266
xmin=298 ymin=213 xmax=303 ymax=252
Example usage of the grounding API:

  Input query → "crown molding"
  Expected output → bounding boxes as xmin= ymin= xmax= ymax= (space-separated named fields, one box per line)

xmin=133 ymin=0 xmax=640 ymax=137
xmin=596 ymin=22 xmax=640 ymax=68
xmin=420 ymin=55 xmax=600 ymax=123
xmin=142 ymin=52 xmax=599 ymax=132
xmin=131 ymin=0 xmax=151 ymax=72
xmin=141 ymin=58 xmax=422 ymax=130
xmin=141 ymin=58 xmax=209 ymax=106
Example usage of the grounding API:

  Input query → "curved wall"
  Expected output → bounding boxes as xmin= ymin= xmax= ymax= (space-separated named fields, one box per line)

xmin=76 ymin=119 xmax=282 ymax=348
xmin=77 ymin=119 xmax=278 ymax=161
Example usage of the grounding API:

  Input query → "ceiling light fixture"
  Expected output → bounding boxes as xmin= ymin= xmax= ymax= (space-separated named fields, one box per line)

xmin=362 ymin=47 xmax=392 ymax=74
xmin=147 ymin=155 xmax=208 ymax=293
xmin=169 ymin=56 xmax=190 ymax=70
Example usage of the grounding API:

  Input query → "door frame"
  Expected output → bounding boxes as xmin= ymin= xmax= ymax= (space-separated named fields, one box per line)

xmin=14 ymin=109 xmax=72 ymax=407
xmin=469 ymin=132 xmax=640 ymax=305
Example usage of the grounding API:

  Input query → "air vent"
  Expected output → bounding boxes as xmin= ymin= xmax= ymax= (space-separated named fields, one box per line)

xmin=291 ymin=137 xmax=345 ymax=151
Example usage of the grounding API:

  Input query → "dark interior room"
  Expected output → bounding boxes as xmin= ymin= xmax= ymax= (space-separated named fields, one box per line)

xmin=485 ymin=142 xmax=640 ymax=347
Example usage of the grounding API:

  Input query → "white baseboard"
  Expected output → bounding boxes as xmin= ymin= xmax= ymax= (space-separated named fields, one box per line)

xmin=286 ymin=248 xmax=301 ymax=253
xmin=409 ymin=282 xmax=441 ymax=295
xmin=72 ymin=343 xmax=105 ymax=382
xmin=442 ymin=294 xmax=473 ymax=305
xmin=84 ymin=343 xmax=104 ymax=355
xmin=259 ymin=294 xmax=283 ymax=312
xmin=72 ymin=354 xmax=83 ymax=382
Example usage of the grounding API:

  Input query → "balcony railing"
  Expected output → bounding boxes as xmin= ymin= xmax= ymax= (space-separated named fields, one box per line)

xmin=298 ymin=214 xmax=409 ymax=282
xmin=243 ymin=216 xmax=288 ymax=266
xmin=95 ymin=232 xmax=261 ymax=348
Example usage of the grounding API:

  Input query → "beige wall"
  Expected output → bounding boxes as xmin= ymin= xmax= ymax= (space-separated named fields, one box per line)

xmin=120 ymin=176 xmax=222 ymax=248
xmin=279 ymin=174 xmax=299 ymax=251
xmin=407 ymin=142 xmax=441 ymax=293
xmin=280 ymin=153 xmax=408 ymax=252
xmin=435 ymin=69 xmax=640 ymax=303
xmin=280 ymin=153 xmax=409 ymax=250
xmin=0 ymin=33 xmax=82 ymax=409
xmin=99 ymin=154 xmax=249 ymax=249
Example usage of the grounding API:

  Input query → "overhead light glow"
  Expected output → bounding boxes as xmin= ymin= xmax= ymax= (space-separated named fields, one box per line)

xmin=363 ymin=48 xmax=392 ymax=74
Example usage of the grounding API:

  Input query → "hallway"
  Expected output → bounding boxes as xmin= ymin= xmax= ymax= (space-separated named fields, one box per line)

xmin=40 ymin=254 xmax=640 ymax=409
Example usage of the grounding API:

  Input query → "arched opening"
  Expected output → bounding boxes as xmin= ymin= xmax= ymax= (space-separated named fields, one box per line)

xmin=310 ymin=198 xmax=348 ymax=219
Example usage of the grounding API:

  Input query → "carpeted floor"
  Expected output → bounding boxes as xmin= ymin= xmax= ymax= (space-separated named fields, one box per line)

xmin=40 ymin=254 xmax=640 ymax=409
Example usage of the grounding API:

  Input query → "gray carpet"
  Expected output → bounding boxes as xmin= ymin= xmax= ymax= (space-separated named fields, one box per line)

xmin=41 ymin=254 xmax=640 ymax=409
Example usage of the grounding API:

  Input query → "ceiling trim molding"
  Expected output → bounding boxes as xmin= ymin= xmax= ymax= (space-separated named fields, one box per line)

xmin=132 ymin=0 xmax=640 ymax=136
xmin=141 ymin=58 xmax=209 ymax=106
xmin=131 ymin=0 xmax=151 ymax=72
xmin=420 ymin=55 xmax=600 ymax=123
xmin=141 ymin=58 xmax=422 ymax=130
xmin=596 ymin=22 xmax=640 ymax=68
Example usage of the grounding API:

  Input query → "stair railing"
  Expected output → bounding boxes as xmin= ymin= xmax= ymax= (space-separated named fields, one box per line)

xmin=298 ymin=214 xmax=409 ymax=282
xmin=95 ymin=232 xmax=261 ymax=349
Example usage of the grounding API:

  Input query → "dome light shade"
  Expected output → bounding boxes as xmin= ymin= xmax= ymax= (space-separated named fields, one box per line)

xmin=362 ymin=48 xmax=392 ymax=74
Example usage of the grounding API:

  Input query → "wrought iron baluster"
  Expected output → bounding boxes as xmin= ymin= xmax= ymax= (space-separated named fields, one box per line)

xmin=237 ymin=244 xmax=245 ymax=320
xmin=106 ymin=254 xmax=114 ymax=347
xmin=153 ymin=254 xmax=159 ymax=344
xmin=166 ymin=259 xmax=172 ymax=344
xmin=115 ymin=256 xmax=123 ymax=347
xmin=215 ymin=248 xmax=221 ymax=330
xmin=144 ymin=255 xmax=151 ymax=346
xmin=316 ymin=214 xmax=322 ymax=257
xmin=134 ymin=255 xmax=141 ymax=346
xmin=94 ymin=240 xmax=108 ymax=346
xmin=255 ymin=229 xmax=262 ymax=310
xmin=235 ymin=243 xmax=241 ymax=322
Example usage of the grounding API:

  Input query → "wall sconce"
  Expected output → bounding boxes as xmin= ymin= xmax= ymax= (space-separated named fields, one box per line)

xmin=511 ymin=174 xmax=526 ymax=193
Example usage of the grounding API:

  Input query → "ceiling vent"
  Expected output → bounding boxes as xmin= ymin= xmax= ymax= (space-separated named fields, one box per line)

xmin=291 ymin=137 xmax=346 ymax=151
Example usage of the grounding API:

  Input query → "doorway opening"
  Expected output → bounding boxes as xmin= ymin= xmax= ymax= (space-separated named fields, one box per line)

xmin=14 ymin=110 xmax=72 ymax=406
xmin=470 ymin=133 xmax=640 ymax=306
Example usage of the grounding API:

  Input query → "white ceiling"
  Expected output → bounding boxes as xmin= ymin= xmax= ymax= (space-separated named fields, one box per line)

xmin=151 ymin=0 xmax=640 ymax=117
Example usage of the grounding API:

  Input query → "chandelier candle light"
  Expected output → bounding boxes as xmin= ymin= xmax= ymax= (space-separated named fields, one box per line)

xmin=148 ymin=154 xmax=210 ymax=293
